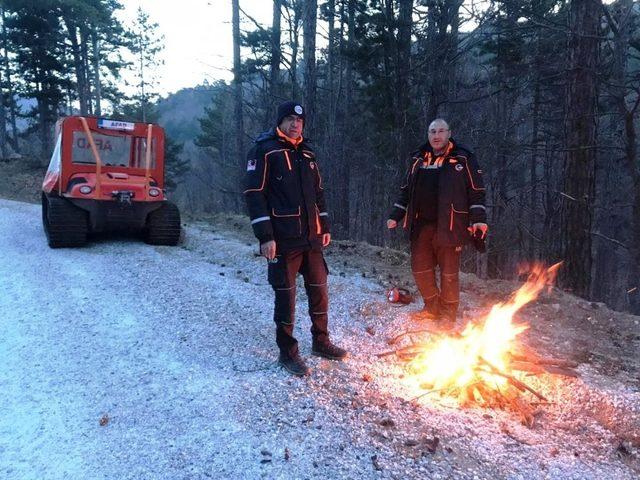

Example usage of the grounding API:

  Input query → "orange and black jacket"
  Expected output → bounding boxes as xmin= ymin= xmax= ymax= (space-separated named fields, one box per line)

xmin=244 ymin=128 xmax=330 ymax=251
xmin=389 ymin=138 xmax=487 ymax=246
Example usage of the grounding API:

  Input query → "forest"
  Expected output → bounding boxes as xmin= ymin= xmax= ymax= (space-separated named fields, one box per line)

xmin=0 ymin=0 xmax=639 ymax=314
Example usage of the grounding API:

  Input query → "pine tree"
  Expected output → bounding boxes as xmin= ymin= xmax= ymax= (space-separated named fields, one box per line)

xmin=128 ymin=7 xmax=163 ymax=123
xmin=1 ymin=5 xmax=20 ymax=153
xmin=3 ymin=0 xmax=68 ymax=159
xmin=59 ymin=0 xmax=129 ymax=116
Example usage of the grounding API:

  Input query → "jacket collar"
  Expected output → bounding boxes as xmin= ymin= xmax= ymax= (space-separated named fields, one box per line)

xmin=276 ymin=127 xmax=304 ymax=147
xmin=422 ymin=138 xmax=456 ymax=156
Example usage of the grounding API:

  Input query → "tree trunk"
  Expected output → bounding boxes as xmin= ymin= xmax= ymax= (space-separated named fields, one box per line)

xmin=326 ymin=0 xmax=337 ymax=131
xmin=0 ymin=43 xmax=6 ymax=158
xmin=397 ymin=0 xmax=412 ymax=160
xmin=232 ymin=0 xmax=245 ymax=211
xmin=344 ymin=0 xmax=354 ymax=111
xmin=80 ymin=26 xmax=92 ymax=114
xmin=425 ymin=2 xmax=439 ymax=120
xmin=624 ymin=108 xmax=640 ymax=311
xmin=529 ymin=8 xmax=544 ymax=259
xmin=2 ymin=7 xmax=18 ymax=151
xmin=289 ymin=2 xmax=301 ymax=99
xmin=92 ymin=26 xmax=102 ymax=117
xmin=268 ymin=0 xmax=282 ymax=123
xmin=37 ymin=82 xmax=51 ymax=161
xmin=138 ymin=34 xmax=146 ymax=122
xmin=528 ymin=79 xmax=541 ymax=259
xmin=303 ymin=0 xmax=317 ymax=136
xmin=446 ymin=1 xmax=462 ymax=101
xmin=62 ymin=17 xmax=88 ymax=115
xmin=327 ymin=0 xmax=335 ymax=104
xmin=607 ymin=0 xmax=640 ymax=311
xmin=561 ymin=0 xmax=601 ymax=297
xmin=381 ymin=0 xmax=394 ymax=118
xmin=338 ymin=0 xmax=356 ymax=236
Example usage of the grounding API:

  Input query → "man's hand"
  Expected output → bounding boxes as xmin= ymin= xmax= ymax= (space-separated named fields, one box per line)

xmin=387 ymin=219 xmax=398 ymax=229
xmin=468 ymin=223 xmax=488 ymax=239
xmin=260 ymin=240 xmax=276 ymax=260
xmin=322 ymin=233 xmax=331 ymax=247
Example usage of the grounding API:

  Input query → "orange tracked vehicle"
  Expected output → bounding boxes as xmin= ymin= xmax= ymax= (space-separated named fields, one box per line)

xmin=41 ymin=116 xmax=181 ymax=247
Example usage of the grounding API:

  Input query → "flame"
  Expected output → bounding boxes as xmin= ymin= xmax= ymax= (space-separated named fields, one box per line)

xmin=407 ymin=262 xmax=561 ymax=398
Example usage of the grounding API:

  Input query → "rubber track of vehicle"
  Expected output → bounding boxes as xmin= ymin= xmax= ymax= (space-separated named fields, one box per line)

xmin=44 ymin=196 xmax=88 ymax=248
xmin=144 ymin=202 xmax=181 ymax=246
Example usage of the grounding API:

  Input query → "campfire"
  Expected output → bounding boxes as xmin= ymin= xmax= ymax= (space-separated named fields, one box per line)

xmin=379 ymin=262 xmax=579 ymax=426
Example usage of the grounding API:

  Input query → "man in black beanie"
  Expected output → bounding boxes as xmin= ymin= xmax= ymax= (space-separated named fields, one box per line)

xmin=244 ymin=101 xmax=348 ymax=376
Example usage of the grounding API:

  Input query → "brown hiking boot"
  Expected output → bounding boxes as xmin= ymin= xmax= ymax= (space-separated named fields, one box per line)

xmin=437 ymin=316 xmax=458 ymax=333
xmin=278 ymin=353 xmax=311 ymax=376
xmin=413 ymin=308 xmax=438 ymax=321
xmin=312 ymin=340 xmax=348 ymax=361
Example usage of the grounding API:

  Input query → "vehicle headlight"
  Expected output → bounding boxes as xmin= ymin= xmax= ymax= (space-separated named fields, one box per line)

xmin=79 ymin=186 xmax=93 ymax=194
xmin=148 ymin=188 xmax=161 ymax=197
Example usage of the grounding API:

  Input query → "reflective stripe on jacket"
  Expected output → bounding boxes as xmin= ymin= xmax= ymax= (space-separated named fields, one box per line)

xmin=244 ymin=128 xmax=329 ymax=251
xmin=389 ymin=138 xmax=486 ymax=246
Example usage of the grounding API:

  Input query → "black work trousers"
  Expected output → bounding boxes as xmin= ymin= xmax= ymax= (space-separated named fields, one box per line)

xmin=410 ymin=223 xmax=461 ymax=321
xmin=267 ymin=247 xmax=329 ymax=357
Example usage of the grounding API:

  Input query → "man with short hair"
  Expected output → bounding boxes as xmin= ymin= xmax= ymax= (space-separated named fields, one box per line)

xmin=387 ymin=119 xmax=487 ymax=328
xmin=244 ymin=101 xmax=348 ymax=376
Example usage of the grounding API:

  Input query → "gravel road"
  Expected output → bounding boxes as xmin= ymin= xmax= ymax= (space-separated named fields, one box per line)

xmin=1 ymin=198 xmax=639 ymax=480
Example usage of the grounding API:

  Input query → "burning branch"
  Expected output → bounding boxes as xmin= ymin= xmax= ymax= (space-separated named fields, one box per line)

xmin=382 ymin=262 xmax=579 ymax=426
xmin=478 ymin=356 xmax=548 ymax=402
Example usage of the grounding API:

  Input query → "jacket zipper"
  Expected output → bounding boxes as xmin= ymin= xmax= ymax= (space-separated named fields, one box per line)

xmin=294 ymin=148 xmax=308 ymax=238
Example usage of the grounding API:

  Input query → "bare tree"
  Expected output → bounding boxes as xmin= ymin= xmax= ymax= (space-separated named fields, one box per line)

xmin=232 ymin=0 xmax=245 ymax=186
xmin=396 ymin=0 xmax=413 ymax=163
xmin=61 ymin=16 xmax=90 ymax=115
xmin=303 ymin=0 xmax=317 ymax=135
xmin=603 ymin=0 xmax=640 ymax=309
xmin=1 ymin=6 xmax=18 ymax=152
xmin=0 ymin=33 xmax=5 ymax=158
xmin=268 ymin=0 xmax=282 ymax=121
xmin=91 ymin=25 xmax=101 ymax=116
xmin=561 ymin=0 xmax=601 ymax=297
xmin=284 ymin=1 xmax=302 ymax=99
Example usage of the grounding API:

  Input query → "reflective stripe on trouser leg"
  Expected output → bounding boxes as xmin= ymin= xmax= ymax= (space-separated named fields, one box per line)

xmin=412 ymin=269 xmax=439 ymax=313
xmin=437 ymin=245 xmax=461 ymax=321
xmin=274 ymin=284 xmax=298 ymax=356
xmin=410 ymin=223 xmax=439 ymax=313
xmin=269 ymin=249 xmax=305 ymax=357
xmin=300 ymin=249 xmax=329 ymax=343
xmin=305 ymin=282 xmax=328 ymax=343
xmin=439 ymin=271 xmax=459 ymax=321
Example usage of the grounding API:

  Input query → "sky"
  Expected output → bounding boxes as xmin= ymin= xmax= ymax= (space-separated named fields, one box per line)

xmin=118 ymin=0 xmax=272 ymax=96
xmin=118 ymin=0 xmax=620 ymax=97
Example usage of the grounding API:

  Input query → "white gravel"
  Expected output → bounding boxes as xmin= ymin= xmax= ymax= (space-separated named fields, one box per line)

xmin=0 ymin=198 xmax=639 ymax=479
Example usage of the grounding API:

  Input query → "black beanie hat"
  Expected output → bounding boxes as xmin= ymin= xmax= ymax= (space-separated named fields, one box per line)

xmin=277 ymin=101 xmax=305 ymax=126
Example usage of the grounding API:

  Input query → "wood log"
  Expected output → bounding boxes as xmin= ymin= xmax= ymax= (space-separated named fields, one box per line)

xmin=511 ymin=396 xmax=536 ymax=428
xmin=386 ymin=329 xmax=435 ymax=345
xmin=541 ymin=365 xmax=579 ymax=377
xmin=375 ymin=346 xmax=424 ymax=358
xmin=510 ymin=361 xmax=546 ymax=375
xmin=479 ymin=357 xmax=548 ymax=402
xmin=511 ymin=346 xmax=579 ymax=368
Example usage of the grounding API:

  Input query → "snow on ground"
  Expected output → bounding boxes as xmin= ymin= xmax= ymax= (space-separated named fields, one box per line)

xmin=0 ymin=198 xmax=639 ymax=479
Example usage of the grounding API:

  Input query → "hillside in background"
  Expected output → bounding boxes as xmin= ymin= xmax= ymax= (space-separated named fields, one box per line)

xmin=157 ymin=84 xmax=219 ymax=143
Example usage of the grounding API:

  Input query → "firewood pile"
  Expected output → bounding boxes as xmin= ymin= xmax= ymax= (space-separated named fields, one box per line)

xmin=376 ymin=263 xmax=581 ymax=427
xmin=378 ymin=330 xmax=579 ymax=427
